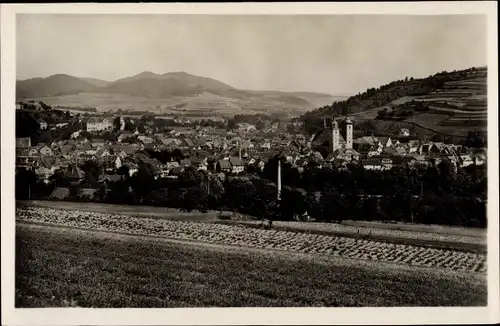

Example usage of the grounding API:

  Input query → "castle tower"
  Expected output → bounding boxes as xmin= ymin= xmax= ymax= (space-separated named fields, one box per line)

xmin=345 ymin=117 xmax=353 ymax=149
xmin=331 ymin=119 xmax=340 ymax=152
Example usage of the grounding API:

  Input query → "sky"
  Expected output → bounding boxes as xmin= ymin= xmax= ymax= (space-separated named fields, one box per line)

xmin=17 ymin=14 xmax=487 ymax=95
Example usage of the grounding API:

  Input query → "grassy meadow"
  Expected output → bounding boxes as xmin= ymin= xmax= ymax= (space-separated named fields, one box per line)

xmin=16 ymin=223 xmax=487 ymax=307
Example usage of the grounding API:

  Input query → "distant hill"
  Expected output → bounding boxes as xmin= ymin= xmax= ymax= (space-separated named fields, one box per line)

xmin=16 ymin=74 xmax=98 ymax=99
xmin=17 ymin=71 xmax=345 ymax=117
xmin=79 ymin=77 xmax=111 ymax=88
xmin=100 ymin=71 xmax=247 ymax=99
xmin=301 ymin=66 xmax=487 ymax=139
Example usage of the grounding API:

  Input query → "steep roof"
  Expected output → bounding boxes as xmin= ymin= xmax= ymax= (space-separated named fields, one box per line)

xmin=218 ymin=159 xmax=231 ymax=169
xmin=362 ymin=158 xmax=382 ymax=165
xmin=98 ymin=174 xmax=122 ymax=183
xmin=87 ymin=117 xmax=104 ymax=124
xmin=229 ymin=157 xmax=243 ymax=166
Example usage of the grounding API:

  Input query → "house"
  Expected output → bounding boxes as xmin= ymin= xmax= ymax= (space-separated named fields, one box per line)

xmin=181 ymin=138 xmax=194 ymax=148
xmin=260 ymin=141 xmax=272 ymax=150
xmin=138 ymin=135 xmax=155 ymax=145
xmin=256 ymin=159 xmax=266 ymax=171
xmin=38 ymin=144 xmax=54 ymax=156
xmin=382 ymin=147 xmax=397 ymax=156
xmin=326 ymin=148 xmax=360 ymax=162
xmin=459 ymin=154 xmax=475 ymax=167
xmin=166 ymin=161 xmax=180 ymax=170
xmin=64 ymin=165 xmax=85 ymax=185
xmin=407 ymin=140 xmax=420 ymax=153
xmin=124 ymin=162 xmax=139 ymax=176
xmin=35 ymin=166 xmax=54 ymax=181
xmin=377 ymin=137 xmax=393 ymax=148
xmin=412 ymin=155 xmax=429 ymax=167
xmin=473 ymin=152 xmax=486 ymax=166
xmin=171 ymin=166 xmax=185 ymax=176
xmin=118 ymin=132 xmax=136 ymax=143
xmin=59 ymin=145 xmax=75 ymax=155
xmin=393 ymin=145 xmax=407 ymax=156
xmin=98 ymin=174 xmax=122 ymax=184
xmin=37 ymin=118 xmax=48 ymax=130
xmin=180 ymin=158 xmax=192 ymax=167
xmin=356 ymin=143 xmax=381 ymax=157
xmin=16 ymin=149 xmax=38 ymax=170
xmin=37 ymin=156 xmax=58 ymax=170
xmin=399 ymin=128 xmax=410 ymax=137
xmin=115 ymin=156 xmax=123 ymax=169
xmin=16 ymin=137 xmax=31 ymax=148
xmin=95 ymin=147 xmax=111 ymax=159
xmin=354 ymin=136 xmax=380 ymax=149
xmin=192 ymin=158 xmax=208 ymax=171
xmin=217 ymin=159 xmax=232 ymax=173
xmin=362 ymin=158 xmax=383 ymax=170
xmin=380 ymin=157 xmax=393 ymax=170
xmin=28 ymin=148 xmax=40 ymax=157
xmin=86 ymin=117 xmax=113 ymax=132
xmin=111 ymin=146 xmax=137 ymax=159
xmin=229 ymin=157 xmax=244 ymax=174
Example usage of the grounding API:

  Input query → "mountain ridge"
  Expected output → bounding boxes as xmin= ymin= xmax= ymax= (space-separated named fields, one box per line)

xmin=16 ymin=71 xmax=345 ymax=116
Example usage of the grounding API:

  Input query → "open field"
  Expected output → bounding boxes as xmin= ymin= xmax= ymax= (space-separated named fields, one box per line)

xmin=404 ymin=113 xmax=485 ymax=137
xmin=17 ymin=200 xmax=486 ymax=248
xmin=218 ymin=219 xmax=486 ymax=250
xmin=28 ymin=90 xmax=341 ymax=118
xmin=16 ymin=206 xmax=487 ymax=272
xmin=16 ymin=223 xmax=487 ymax=307
xmin=16 ymin=200 xmax=228 ymax=222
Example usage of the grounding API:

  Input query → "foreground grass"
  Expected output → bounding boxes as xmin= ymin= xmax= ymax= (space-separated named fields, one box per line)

xmin=16 ymin=224 xmax=487 ymax=307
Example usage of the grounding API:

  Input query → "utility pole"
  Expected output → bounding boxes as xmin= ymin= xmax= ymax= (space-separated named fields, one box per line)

xmin=277 ymin=158 xmax=282 ymax=201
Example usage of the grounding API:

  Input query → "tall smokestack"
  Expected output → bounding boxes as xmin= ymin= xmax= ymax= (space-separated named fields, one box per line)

xmin=277 ymin=159 xmax=282 ymax=201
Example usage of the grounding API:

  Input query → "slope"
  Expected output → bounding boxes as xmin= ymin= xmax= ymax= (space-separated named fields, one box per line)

xmin=301 ymin=67 xmax=487 ymax=138
xmin=16 ymin=74 xmax=99 ymax=99
xmin=17 ymin=71 xmax=344 ymax=117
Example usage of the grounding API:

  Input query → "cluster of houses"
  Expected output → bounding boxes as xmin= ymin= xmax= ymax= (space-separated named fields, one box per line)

xmin=307 ymin=117 xmax=486 ymax=171
xmin=15 ymin=113 xmax=487 ymax=186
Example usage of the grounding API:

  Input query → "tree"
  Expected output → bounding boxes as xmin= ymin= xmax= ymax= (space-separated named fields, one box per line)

xmin=117 ymin=165 xmax=130 ymax=176
xmin=112 ymin=116 xmax=121 ymax=131
xmin=68 ymin=185 xmax=82 ymax=201
xmin=256 ymin=120 xmax=266 ymax=130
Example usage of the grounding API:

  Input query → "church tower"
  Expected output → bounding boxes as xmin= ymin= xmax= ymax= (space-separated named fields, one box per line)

xmin=331 ymin=119 xmax=340 ymax=152
xmin=345 ymin=117 xmax=353 ymax=149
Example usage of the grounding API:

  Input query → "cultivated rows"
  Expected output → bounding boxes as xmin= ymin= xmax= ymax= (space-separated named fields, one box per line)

xmin=16 ymin=207 xmax=487 ymax=273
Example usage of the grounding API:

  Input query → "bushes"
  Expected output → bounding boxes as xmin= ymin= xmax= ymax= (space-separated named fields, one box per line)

xmin=15 ymin=153 xmax=487 ymax=228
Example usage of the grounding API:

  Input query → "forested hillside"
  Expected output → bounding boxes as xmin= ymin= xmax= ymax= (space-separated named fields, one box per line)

xmin=301 ymin=67 xmax=487 ymax=141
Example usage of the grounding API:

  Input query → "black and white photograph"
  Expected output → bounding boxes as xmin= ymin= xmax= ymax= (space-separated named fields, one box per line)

xmin=1 ymin=2 xmax=499 ymax=325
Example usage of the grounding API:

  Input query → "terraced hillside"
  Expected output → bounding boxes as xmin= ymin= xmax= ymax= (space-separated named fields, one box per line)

xmin=302 ymin=67 xmax=487 ymax=138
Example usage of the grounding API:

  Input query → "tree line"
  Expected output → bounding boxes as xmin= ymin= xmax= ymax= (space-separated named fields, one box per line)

xmin=16 ymin=152 xmax=487 ymax=228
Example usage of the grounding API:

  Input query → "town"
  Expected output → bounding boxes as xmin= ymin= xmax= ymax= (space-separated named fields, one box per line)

xmin=16 ymin=103 xmax=486 ymax=184
xmin=15 ymin=99 xmax=487 ymax=228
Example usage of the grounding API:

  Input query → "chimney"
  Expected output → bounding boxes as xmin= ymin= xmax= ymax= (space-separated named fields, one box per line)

xmin=277 ymin=159 xmax=282 ymax=201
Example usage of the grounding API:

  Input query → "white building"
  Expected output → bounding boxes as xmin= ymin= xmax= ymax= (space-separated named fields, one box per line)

xmin=87 ymin=117 xmax=113 ymax=132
